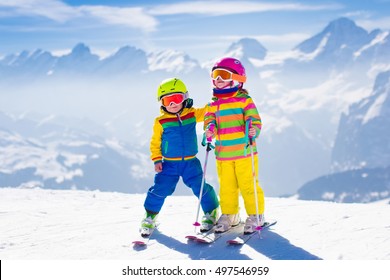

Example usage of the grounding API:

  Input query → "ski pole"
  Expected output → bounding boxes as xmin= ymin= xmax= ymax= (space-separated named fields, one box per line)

xmin=247 ymin=118 xmax=262 ymax=233
xmin=193 ymin=123 xmax=215 ymax=230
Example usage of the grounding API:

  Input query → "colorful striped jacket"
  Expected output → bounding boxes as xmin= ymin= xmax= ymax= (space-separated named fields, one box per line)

xmin=150 ymin=106 xmax=206 ymax=163
xmin=204 ymin=90 xmax=262 ymax=161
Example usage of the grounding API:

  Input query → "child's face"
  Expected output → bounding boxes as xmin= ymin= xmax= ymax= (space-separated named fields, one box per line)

xmin=165 ymin=102 xmax=184 ymax=114
xmin=213 ymin=77 xmax=231 ymax=89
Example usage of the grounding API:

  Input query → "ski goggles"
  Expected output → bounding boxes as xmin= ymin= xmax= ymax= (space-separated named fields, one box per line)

xmin=161 ymin=93 xmax=186 ymax=107
xmin=211 ymin=68 xmax=246 ymax=83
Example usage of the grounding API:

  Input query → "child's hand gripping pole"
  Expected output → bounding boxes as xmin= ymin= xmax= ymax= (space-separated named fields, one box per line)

xmin=247 ymin=118 xmax=262 ymax=233
xmin=193 ymin=123 xmax=215 ymax=230
xmin=206 ymin=123 xmax=215 ymax=150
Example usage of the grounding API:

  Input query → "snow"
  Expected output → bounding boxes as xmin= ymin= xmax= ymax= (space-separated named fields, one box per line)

xmin=0 ymin=141 xmax=84 ymax=182
xmin=297 ymin=33 xmax=330 ymax=61
xmin=354 ymin=31 xmax=390 ymax=58
xmin=362 ymin=93 xmax=386 ymax=124
xmin=268 ymin=73 xmax=371 ymax=119
xmin=1 ymin=188 xmax=389 ymax=260
xmin=147 ymin=49 xmax=198 ymax=73
xmin=261 ymin=113 xmax=293 ymax=135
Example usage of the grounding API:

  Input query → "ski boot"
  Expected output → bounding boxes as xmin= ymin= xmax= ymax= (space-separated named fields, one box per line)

xmin=244 ymin=214 xmax=265 ymax=234
xmin=215 ymin=213 xmax=240 ymax=233
xmin=140 ymin=211 xmax=158 ymax=237
xmin=200 ymin=208 xmax=219 ymax=232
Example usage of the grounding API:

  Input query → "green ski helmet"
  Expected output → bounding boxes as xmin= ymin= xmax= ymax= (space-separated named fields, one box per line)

xmin=157 ymin=77 xmax=188 ymax=101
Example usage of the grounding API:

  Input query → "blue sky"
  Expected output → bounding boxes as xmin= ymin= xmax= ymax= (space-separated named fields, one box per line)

xmin=1 ymin=0 xmax=390 ymax=61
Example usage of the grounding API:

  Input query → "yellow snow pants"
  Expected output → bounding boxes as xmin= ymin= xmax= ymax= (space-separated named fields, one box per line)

xmin=216 ymin=155 xmax=265 ymax=215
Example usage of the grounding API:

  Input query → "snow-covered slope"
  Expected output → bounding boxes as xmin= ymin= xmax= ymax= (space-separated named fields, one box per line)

xmin=0 ymin=113 xmax=153 ymax=193
xmin=0 ymin=188 xmax=389 ymax=260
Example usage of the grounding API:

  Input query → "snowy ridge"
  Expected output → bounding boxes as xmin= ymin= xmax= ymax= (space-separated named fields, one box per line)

xmin=0 ymin=188 xmax=389 ymax=260
xmin=0 ymin=113 xmax=153 ymax=193
xmin=147 ymin=49 xmax=199 ymax=73
xmin=1 ymin=17 xmax=390 ymax=199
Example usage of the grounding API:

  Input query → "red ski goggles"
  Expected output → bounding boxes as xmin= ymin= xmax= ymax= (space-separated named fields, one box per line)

xmin=161 ymin=93 xmax=186 ymax=107
xmin=211 ymin=68 xmax=246 ymax=83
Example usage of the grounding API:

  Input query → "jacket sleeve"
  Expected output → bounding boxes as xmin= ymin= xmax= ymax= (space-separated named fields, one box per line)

xmin=204 ymin=103 xmax=216 ymax=131
xmin=244 ymin=97 xmax=262 ymax=138
xmin=150 ymin=118 xmax=163 ymax=163
xmin=194 ymin=105 xmax=207 ymax=123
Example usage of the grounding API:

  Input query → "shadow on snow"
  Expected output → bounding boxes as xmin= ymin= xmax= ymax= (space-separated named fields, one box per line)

xmin=149 ymin=228 xmax=322 ymax=260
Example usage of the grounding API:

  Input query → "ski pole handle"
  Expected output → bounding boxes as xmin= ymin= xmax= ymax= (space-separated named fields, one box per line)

xmin=206 ymin=123 xmax=215 ymax=143
xmin=247 ymin=118 xmax=253 ymax=145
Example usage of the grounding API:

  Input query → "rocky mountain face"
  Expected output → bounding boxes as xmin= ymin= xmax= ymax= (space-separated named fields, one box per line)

xmin=332 ymin=71 xmax=390 ymax=171
xmin=297 ymin=70 xmax=390 ymax=203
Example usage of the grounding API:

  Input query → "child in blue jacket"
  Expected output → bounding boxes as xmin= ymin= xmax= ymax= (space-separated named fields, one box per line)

xmin=140 ymin=77 xmax=219 ymax=236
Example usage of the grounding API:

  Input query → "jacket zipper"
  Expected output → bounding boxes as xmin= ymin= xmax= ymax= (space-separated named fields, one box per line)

xmin=176 ymin=113 xmax=185 ymax=160
xmin=216 ymin=102 xmax=222 ymax=157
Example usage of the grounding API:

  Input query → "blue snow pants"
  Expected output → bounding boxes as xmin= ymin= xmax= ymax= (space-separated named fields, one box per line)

xmin=144 ymin=158 xmax=219 ymax=214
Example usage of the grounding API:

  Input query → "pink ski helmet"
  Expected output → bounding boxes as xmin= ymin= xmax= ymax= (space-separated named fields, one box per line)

xmin=212 ymin=57 xmax=246 ymax=83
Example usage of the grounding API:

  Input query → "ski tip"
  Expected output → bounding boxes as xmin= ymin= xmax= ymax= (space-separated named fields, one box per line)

xmin=185 ymin=235 xmax=198 ymax=240
xmin=193 ymin=222 xmax=201 ymax=226
xmin=132 ymin=241 xmax=146 ymax=246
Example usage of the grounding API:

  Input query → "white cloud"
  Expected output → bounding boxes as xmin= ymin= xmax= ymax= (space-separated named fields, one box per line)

xmin=0 ymin=0 xmax=158 ymax=32
xmin=79 ymin=6 xmax=158 ymax=32
xmin=356 ymin=16 xmax=390 ymax=31
xmin=149 ymin=0 xmax=342 ymax=16
xmin=0 ymin=0 xmax=343 ymax=34
xmin=0 ymin=0 xmax=78 ymax=22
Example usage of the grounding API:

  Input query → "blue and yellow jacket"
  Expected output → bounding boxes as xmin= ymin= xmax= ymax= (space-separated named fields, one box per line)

xmin=150 ymin=106 xmax=206 ymax=163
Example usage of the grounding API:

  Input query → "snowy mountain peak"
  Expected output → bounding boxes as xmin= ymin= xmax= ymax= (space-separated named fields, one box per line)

xmin=95 ymin=46 xmax=149 ymax=74
xmin=2 ymin=50 xmax=31 ymax=66
xmin=147 ymin=49 xmax=200 ymax=73
xmin=115 ymin=45 xmax=142 ymax=57
xmin=54 ymin=43 xmax=100 ymax=74
xmin=225 ymin=37 xmax=267 ymax=60
xmin=325 ymin=17 xmax=361 ymax=33
xmin=71 ymin=43 xmax=93 ymax=57
xmin=295 ymin=17 xmax=370 ymax=56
